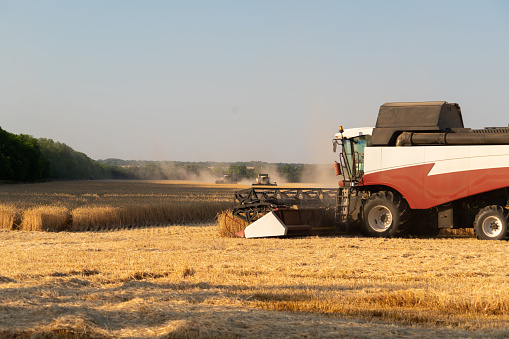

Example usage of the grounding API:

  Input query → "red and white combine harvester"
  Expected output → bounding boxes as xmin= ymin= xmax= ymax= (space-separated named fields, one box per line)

xmin=232 ymin=101 xmax=509 ymax=240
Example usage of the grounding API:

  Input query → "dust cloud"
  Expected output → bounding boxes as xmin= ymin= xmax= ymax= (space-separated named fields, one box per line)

xmin=123 ymin=161 xmax=340 ymax=187
xmin=301 ymin=164 xmax=339 ymax=187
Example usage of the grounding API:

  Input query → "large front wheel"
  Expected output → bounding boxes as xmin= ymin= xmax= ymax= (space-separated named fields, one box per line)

xmin=361 ymin=191 xmax=410 ymax=237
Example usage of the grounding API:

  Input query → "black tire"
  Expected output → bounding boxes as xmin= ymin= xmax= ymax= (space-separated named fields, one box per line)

xmin=474 ymin=205 xmax=508 ymax=240
xmin=361 ymin=191 xmax=410 ymax=237
xmin=409 ymin=210 xmax=440 ymax=238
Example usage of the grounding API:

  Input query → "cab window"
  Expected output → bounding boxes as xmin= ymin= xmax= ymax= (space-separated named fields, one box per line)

xmin=344 ymin=135 xmax=370 ymax=180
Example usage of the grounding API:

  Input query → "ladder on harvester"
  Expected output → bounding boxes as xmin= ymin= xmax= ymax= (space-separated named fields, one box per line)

xmin=335 ymin=187 xmax=350 ymax=234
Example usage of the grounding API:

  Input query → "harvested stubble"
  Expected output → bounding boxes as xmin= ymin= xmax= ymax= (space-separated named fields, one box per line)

xmin=0 ymin=314 xmax=112 ymax=339
xmin=0 ymin=227 xmax=508 ymax=338
xmin=21 ymin=206 xmax=71 ymax=232
xmin=0 ymin=205 xmax=21 ymax=230
xmin=217 ymin=210 xmax=248 ymax=237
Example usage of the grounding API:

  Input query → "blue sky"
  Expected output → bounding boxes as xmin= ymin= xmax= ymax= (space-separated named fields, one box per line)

xmin=1 ymin=1 xmax=508 ymax=163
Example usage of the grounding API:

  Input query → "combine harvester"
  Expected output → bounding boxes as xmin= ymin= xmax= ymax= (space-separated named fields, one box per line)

xmin=252 ymin=173 xmax=277 ymax=186
xmin=231 ymin=101 xmax=509 ymax=240
xmin=215 ymin=174 xmax=237 ymax=184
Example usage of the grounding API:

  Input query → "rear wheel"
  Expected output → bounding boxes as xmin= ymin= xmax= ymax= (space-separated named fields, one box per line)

xmin=361 ymin=191 xmax=410 ymax=237
xmin=474 ymin=205 xmax=508 ymax=240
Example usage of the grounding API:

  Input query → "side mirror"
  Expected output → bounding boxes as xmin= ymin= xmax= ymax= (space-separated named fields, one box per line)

xmin=332 ymin=140 xmax=338 ymax=153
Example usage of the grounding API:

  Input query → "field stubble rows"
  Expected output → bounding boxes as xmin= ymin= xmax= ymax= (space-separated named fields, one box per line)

xmin=0 ymin=226 xmax=508 ymax=338
xmin=0 ymin=180 xmax=508 ymax=337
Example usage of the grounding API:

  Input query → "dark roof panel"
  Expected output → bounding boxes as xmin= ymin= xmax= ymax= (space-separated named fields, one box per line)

xmin=370 ymin=101 xmax=464 ymax=146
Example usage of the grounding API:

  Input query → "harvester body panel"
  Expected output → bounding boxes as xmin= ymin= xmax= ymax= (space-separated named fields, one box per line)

xmin=362 ymin=145 xmax=509 ymax=209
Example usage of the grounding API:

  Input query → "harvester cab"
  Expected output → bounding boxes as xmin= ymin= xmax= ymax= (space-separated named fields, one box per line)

xmin=333 ymin=127 xmax=373 ymax=184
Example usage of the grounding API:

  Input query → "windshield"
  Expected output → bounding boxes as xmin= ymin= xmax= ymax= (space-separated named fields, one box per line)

xmin=342 ymin=135 xmax=370 ymax=181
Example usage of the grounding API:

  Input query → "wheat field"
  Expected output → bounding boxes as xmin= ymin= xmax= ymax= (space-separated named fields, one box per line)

xmin=0 ymin=180 xmax=243 ymax=231
xmin=0 ymin=180 xmax=508 ymax=338
xmin=0 ymin=226 xmax=508 ymax=338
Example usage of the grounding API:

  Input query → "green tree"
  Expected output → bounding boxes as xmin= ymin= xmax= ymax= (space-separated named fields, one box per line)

xmin=37 ymin=138 xmax=107 ymax=180
xmin=278 ymin=164 xmax=304 ymax=182
xmin=228 ymin=164 xmax=248 ymax=181
xmin=0 ymin=127 xmax=47 ymax=182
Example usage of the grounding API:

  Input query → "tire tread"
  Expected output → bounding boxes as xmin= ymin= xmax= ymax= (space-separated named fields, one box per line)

xmin=473 ymin=205 xmax=508 ymax=240
xmin=362 ymin=190 xmax=410 ymax=237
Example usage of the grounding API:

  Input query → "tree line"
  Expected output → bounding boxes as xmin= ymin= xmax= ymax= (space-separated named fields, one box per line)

xmin=0 ymin=126 xmax=326 ymax=183
xmin=0 ymin=127 xmax=129 ymax=182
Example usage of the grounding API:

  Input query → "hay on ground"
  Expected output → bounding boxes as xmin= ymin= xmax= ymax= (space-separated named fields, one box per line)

xmin=217 ymin=210 xmax=248 ymax=238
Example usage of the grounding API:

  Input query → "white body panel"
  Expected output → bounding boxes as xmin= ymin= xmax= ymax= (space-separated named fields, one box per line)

xmin=244 ymin=212 xmax=287 ymax=238
xmin=365 ymin=145 xmax=509 ymax=176
xmin=363 ymin=144 xmax=509 ymax=209
xmin=468 ymin=146 xmax=509 ymax=173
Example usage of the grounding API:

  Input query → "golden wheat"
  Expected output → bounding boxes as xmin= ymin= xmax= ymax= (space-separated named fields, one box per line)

xmin=71 ymin=205 xmax=121 ymax=231
xmin=21 ymin=206 xmax=71 ymax=232
xmin=0 ymin=180 xmax=241 ymax=208
xmin=0 ymin=205 xmax=21 ymax=230
xmin=0 ymin=180 xmax=243 ymax=231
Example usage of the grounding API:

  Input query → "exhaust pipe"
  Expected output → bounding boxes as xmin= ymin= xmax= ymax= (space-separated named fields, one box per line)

xmin=396 ymin=131 xmax=509 ymax=146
